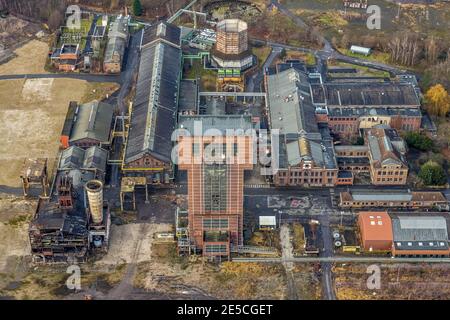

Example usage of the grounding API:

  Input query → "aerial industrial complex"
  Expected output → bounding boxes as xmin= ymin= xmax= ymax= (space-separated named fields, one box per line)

xmin=2 ymin=0 xmax=450 ymax=302
xmin=24 ymin=9 xmax=450 ymax=263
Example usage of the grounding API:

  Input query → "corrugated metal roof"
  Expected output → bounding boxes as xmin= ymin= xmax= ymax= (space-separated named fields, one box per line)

xmin=69 ymin=101 xmax=114 ymax=144
xmin=104 ymin=16 xmax=129 ymax=64
xmin=59 ymin=146 xmax=108 ymax=172
xmin=125 ymin=25 xmax=181 ymax=164
xmin=266 ymin=68 xmax=318 ymax=136
xmin=392 ymin=216 xmax=449 ymax=251
xmin=319 ymin=82 xmax=420 ymax=107
xmin=352 ymin=192 xmax=412 ymax=202
xmin=142 ymin=21 xmax=181 ymax=48
xmin=178 ymin=115 xmax=252 ymax=134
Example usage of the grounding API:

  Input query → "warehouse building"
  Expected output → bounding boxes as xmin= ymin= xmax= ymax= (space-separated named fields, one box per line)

xmin=265 ymin=68 xmax=339 ymax=187
xmin=122 ymin=22 xmax=181 ymax=184
xmin=366 ymin=128 xmax=408 ymax=185
xmin=312 ymin=81 xmax=421 ymax=140
xmin=60 ymin=100 xmax=114 ymax=149
xmin=358 ymin=211 xmax=393 ymax=252
xmin=391 ymin=215 xmax=450 ymax=257
xmin=340 ymin=190 xmax=448 ymax=210
xmin=103 ymin=15 xmax=130 ymax=73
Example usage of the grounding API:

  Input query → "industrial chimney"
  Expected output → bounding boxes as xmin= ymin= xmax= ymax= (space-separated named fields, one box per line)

xmin=85 ymin=180 xmax=104 ymax=224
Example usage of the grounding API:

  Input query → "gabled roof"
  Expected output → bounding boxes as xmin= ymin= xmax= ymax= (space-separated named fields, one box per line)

xmin=266 ymin=68 xmax=319 ymax=137
xmin=59 ymin=146 xmax=108 ymax=172
xmin=141 ymin=21 xmax=181 ymax=49
xmin=104 ymin=16 xmax=129 ymax=63
xmin=366 ymin=128 xmax=406 ymax=168
xmin=284 ymin=135 xmax=337 ymax=169
xmin=69 ymin=100 xmax=114 ymax=144
xmin=125 ymin=24 xmax=181 ymax=164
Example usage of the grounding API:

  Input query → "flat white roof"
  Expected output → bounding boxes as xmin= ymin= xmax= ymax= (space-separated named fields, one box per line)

xmin=259 ymin=216 xmax=276 ymax=226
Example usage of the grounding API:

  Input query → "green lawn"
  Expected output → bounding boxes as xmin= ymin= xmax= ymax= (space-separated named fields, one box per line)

xmin=339 ymin=48 xmax=391 ymax=65
xmin=57 ymin=18 xmax=93 ymax=50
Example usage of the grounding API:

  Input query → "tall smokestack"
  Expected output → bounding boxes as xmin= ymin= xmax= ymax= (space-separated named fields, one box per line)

xmin=85 ymin=180 xmax=104 ymax=224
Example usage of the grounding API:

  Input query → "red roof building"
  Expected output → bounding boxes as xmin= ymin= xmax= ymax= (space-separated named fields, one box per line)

xmin=358 ymin=211 xmax=393 ymax=252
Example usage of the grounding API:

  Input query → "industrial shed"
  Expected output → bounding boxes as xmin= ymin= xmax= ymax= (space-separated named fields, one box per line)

xmin=358 ymin=211 xmax=393 ymax=252
xmin=59 ymin=146 xmax=108 ymax=180
xmin=103 ymin=15 xmax=130 ymax=73
xmin=123 ymin=22 xmax=181 ymax=183
xmin=312 ymin=82 xmax=420 ymax=108
xmin=66 ymin=100 xmax=114 ymax=149
xmin=391 ymin=215 xmax=450 ymax=257
xmin=350 ymin=45 xmax=371 ymax=56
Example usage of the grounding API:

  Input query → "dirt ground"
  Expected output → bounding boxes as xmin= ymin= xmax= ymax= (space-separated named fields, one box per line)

xmin=0 ymin=36 xmax=120 ymax=299
xmin=0 ymin=194 xmax=35 ymax=273
xmin=99 ymin=223 xmax=172 ymax=265
xmin=0 ymin=16 xmax=44 ymax=65
xmin=134 ymin=260 xmax=287 ymax=300
xmin=334 ymin=263 xmax=450 ymax=300
xmin=0 ymin=40 xmax=49 ymax=75
xmin=0 ymin=78 xmax=88 ymax=187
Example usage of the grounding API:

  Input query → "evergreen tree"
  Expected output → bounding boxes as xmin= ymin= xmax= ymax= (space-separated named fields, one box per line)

xmin=133 ymin=0 xmax=143 ymax=16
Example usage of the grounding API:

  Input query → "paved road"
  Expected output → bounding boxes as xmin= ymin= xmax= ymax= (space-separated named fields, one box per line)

xmin=233 ymin=256 xmax=450 ymax=263
xmin=317 ymin=208 xmax=337 ymax=300
xmin=246 ymin=46 xmax=282 ymax=92
xmin=269 ymin=0 xmax=407 ymax=77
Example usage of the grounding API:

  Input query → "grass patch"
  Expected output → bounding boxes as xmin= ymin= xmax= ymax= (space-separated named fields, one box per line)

xmin=313 ymin=12 xmax=348 ymax=28
xmin=6 ymin=214 xmax=31 ymax=227
xmin=82 ymin=82 xmax=120 ymax=103
xmin=339 ymin=48 xmax=391 ymax=65
xmin=252 ymin=46 xmax=272 ymax=67
xmin=328 ymin=60 xmax=391 ymax=78
xmin=285 ymin=50 xmax=316 ymax=65
xmin=183 ymin=60 xmax=217 ymax=91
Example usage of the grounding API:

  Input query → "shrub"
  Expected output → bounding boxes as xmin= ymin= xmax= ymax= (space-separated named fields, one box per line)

xmin=418 ymin=160 xmax=447 ymax=186
xmin=405 ymin=132 xmax=433 ymax=151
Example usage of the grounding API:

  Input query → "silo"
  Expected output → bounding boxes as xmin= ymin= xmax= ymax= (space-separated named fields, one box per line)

xmin=215 ymin=19 xmax=248 ymax=55
xmin=211 ymin=19 xmax=254 ymax=71
xmin=85 ymin=180 xmax=104 ymax=224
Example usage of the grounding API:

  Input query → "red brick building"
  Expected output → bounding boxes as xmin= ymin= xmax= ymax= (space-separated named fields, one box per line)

xmin=177 ymin=115 xmax=254 ymax=258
